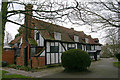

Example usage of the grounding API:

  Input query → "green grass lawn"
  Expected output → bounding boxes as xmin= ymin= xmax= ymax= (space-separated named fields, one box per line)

xmin=113 ymin=61 xmax=120 ymax=69
xmin=1 ymin=70 xmax=32 ymax=78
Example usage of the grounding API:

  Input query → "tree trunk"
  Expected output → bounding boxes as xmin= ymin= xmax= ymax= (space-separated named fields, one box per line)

xmin=1 ymin=0 xmax=8 ymax=50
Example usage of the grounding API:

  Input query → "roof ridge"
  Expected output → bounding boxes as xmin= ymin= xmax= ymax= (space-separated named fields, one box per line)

xmin=32 ymin=18 xmax=86 ymax=33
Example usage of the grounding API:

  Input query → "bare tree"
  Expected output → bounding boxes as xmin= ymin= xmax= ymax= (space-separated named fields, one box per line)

xmin=4 ymin=31 xmax=13 ymax=44
xmin=104 ymin=28 xmax=119 ymax=55
xmin=1 ymin=0 xmax=78 ymax=48
xmin=67 ymin=0 xmax=120 ymax=52
xmin=69 ymin=0 xmax=120 ymax=29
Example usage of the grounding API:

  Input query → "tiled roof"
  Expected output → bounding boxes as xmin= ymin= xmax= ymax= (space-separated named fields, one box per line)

xmin=93 ymin=38 xmax=99 ymax=41
xmin=87 ymin=35 xmax=98 ymax=44
xmin=32 ymin=18 xmax=101 ymax=44
xmin=32 ymin=19 xmax=85 ymax=43
xmin=11 ymin=18 xmax=100 ymax=45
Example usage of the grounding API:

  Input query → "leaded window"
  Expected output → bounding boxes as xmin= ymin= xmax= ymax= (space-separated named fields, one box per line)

xmin=30 ymin=47 xmax=36 ymax=57
xmin=50 ymin=46 xmax=59 ymax=53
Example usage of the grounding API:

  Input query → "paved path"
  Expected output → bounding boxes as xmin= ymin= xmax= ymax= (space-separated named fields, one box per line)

xmin=42 ymin=58 xmax=119 ymax=78
xmin=1 ymin=66 xmax=64 ymax=78
xmin=1 ymin=58 xmax=119 ymax=78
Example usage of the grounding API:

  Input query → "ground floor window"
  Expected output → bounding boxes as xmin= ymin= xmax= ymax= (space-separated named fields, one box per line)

xmin=16 ymin=48 xmax=21 ymax=57
xmin=50 ymin=46 xmax=59 ymax=53
xmin=30 ymin=47 xmax=36 ymax=57
xmin=86 ymin=45 xmax=91 ymax=50
xmin=68 ymin=47 xmax=75 ymax=50
xmin=97 ymin=52 xmax=100 ymax=55
xmin=77 ymin=44 xmax=82 ymax=49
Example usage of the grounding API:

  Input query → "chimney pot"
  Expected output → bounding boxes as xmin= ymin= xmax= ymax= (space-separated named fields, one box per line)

xmin=71 ymin=28 xmax=74 ymax=30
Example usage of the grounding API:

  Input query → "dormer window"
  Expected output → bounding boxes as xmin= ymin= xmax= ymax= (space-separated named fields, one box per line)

xmin=54 ymin=32 xmax=61 ymax=40
xmin=74 ymin=35 xmax=79 ymax=42
xmin=85 ymin=38 xmax=89 ymax=43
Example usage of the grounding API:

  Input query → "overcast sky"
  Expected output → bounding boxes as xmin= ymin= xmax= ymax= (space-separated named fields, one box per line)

xmin=0 ymin=0 xmax=107 ymax=45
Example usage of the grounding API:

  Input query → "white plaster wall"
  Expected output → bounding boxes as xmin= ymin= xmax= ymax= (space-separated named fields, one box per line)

xmin=60 ymin=53 xmax=62 ymax=63
xmin=56 ymin=53 xmax=58 ymax=63
xmin=82 ymin=45 xmax=84 ymax=51
xmin=63 ymin=43 xmax=67 ymax=50
xmin=34 ymin=30 xmax=44 ymax=46
xmin=47 ymin=42 xmax=50 ymax=52
xmin=40 ymin=50 xmax=45 ymax=56
xmin=47 ymin=53 xmax=50 ymax=64
xmin=51 ymin=53 xmax=55 ymax=64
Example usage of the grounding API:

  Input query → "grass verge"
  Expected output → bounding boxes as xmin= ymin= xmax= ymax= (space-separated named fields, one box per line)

xmin=1 ymin=70 xmax=32 ymax=78
xmin=113 ymin=61 xmax=120 ymax=69
xmin=7 ymin=64 xmax=62 ymax=72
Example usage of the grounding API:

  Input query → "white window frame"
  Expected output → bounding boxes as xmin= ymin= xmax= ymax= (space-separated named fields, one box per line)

xmin=74 ymin=35 xmax=79 ymax=42
xmin=85 ymin=38 xmax=89 ymax=43
xmin=54 ymin=32 xmax=61 ymax=40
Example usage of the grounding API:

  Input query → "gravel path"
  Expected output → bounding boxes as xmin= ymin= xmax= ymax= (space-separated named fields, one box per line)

xmin=1 ymin=58 xmax=119 ymax=78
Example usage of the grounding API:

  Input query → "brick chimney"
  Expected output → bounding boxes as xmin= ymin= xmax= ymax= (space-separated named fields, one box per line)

xmin=25 ymin=4 xmax=34 ymax=39
xmin=16 ymin=4 xmax=34 ymax=66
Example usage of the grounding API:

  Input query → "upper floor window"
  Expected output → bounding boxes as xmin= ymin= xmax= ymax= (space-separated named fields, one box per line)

xmin=68 ymin=47 xmax=75 ymax=50
xmin=54 ymin=32 xmax=61 ymax=40
xmin=74 ymin=35 xmax=79 ymax=42
xmin=85 ymin=38 xmax=89 ymax=43
xmin=36 ymin=32 xmax=39 ymax=40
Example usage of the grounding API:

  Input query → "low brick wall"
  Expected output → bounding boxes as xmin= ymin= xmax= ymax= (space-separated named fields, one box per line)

xmin=16 ymin=57 xmax=25 ymax=66
xmin=31 ymin=57 xmax=45 ymax=68
xmin=2 ymin=50 xmax=15 ymax=64
xmin=16 ymin=56 xmax=45 ymax=68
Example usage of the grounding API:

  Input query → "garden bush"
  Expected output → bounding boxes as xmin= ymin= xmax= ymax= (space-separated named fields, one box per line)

xmin=7 ymin=64 xmax=31 ymax=71
xmin=61 ymin=49 xmax=91 ymax=71
xmin=2 ymin=61 xmax=7 ymax=67
xmin=7 ymin=64 xmax=16 ymax=68
xmin=115 ymin=54 xmax=120 ymax=61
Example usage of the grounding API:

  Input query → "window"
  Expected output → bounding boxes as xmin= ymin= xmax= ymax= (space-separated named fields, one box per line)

xmin=68 ymin=47 xmax=75 ymax=50
xmin=77 ymin=44 xmax=82 ymax=49
xmin=91 ymin=45 xmax=94 ymax=50
xmin=54 ymin=32 xmax=61 ymax=40
xmin=50 ymin=46 xmax=59 ymax=53
xmin=17 ymin=42 xmax=20 ymax=47
xmin=74 ymin=35 xmax=79 ymax=42
xmin=86 ymin=45 xmax=91 ymax=50
xmin=30 ymin=47 xmax=36 ymax=57
xmin=97 ymin=52 xmax=100 ymax=55
xmin=36 ymin=32 xmax=39 ymax=40
xmin=16 ymin=48 xmax=20 ymax=57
